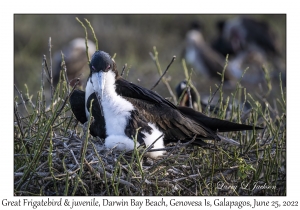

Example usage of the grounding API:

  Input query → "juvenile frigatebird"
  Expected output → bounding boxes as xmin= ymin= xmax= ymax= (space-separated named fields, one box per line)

xmin=70 ymin=51 xmax=262 ymax=158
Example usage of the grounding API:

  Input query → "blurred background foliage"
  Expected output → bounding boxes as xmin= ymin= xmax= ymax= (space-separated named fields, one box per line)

xmin=14 ymin=14 xmax=286 ymax=105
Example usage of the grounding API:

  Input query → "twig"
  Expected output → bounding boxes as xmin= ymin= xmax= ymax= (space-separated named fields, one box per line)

xmin=63 ymin=142 xmax=79 ymax=167
xmin=14 ymin=172 xmax=50 ymax=177
xmin=84 ymin=159 xmax=137 ymax=190
xmin=42 ymin=55 xmax=51 ymax=83
xmin=182 ymin=59 xmax=202 ymax=111
xmin=145 ymin=179 xmax=177 ymax=189
xmin=76 ymin=17 xmax=90 ymax=64
xmin=84 ymin=18 xmax=98 ymax=51
xmin=60 ymin=51 xmax=70 ymax=94
xmin=187 ymin=86 xmax=193 ymax=108
xmin=142 ymin=134 xmax=164 ymax=154
xmin=185 ymin=70 xmax=193 ymax=110
xmin=43 ymin=168 xmax=80 ymax=181
xmin=125 ymin=65 xmax=131 ymax=79
xmin=16 ymin=80 xmax=80 ymax=191
xmin=149 ymin=48 xmax=177 ymax=104
xmin=14 ymin=84 xmax=29 ymax=116
xmin=204 ymin=81 xmax=222 ymax=114
xmin=72 ymin=95 xmax=92 ymax=195
xmin=56 ymin=79 xmax=80 ymax=117
xmin=49 ymin=37 xmax=54 ymax=100
xmin=172 ymin=173 xmax=202 ymax=183
xmin=121 ymin=63 xmax=127 ymax=76
xmin=150 ymin=55 xmax=176 ymax=90
xmin=62 ymin=157 xmax=70 ymax=195
xmin=42 ymin=55 xmax=49 ymax=112
xmin=213 ymin=55 xmax=229 ymax=116
xmin=35 ymin=161 xmax=48 ymax=172
xmin=279 ymin=72 xmax=286 ymax=104
xmin=48 ymin=127 xmax=59 ymax=195
xmin=205 ymin=166 xmax=239 ymax=183
xmin=176 ymin=183 xmax=196 ymax=195
xmin=90 ymin=142 xmax=110 ymax=194
xmin=14 ymin=102 xmax=24 ymax=138
xmin=147 ymin=135 xmax=197 ymax=173
xmin=147 ymin=135 xmax=197 ymax=153
xmin=177 ymin=69 xmax=194 ymax=108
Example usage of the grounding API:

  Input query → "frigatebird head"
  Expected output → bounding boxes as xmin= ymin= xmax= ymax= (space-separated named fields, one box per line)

xmin=88 ymin=51 xmax=118 ymax=114
xmin=89 ymin=50 xmax=116 ymax=74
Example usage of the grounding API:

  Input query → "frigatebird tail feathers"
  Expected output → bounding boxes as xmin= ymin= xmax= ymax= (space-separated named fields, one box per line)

xmin=178 ymin=106 xmax=263 ymax=132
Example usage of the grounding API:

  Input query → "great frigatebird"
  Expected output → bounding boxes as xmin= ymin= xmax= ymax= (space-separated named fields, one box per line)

xmin=70 ymin=50 xmax=262 ymax=158
xmin=184 ymin=28 xmax=244 ymax=86
xmin=221 ymin=16 xmax=281 ymax=57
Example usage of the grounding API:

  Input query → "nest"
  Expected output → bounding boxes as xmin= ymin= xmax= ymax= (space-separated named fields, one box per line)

xmin=14 ymin=121 xmax=217 ymax=195
xmin=14 ymin=114 xmax=286 ymax=196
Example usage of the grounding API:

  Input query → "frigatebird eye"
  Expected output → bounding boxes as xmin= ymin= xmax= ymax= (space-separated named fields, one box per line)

xmin=106 ymin=64 xmax=111 ymax=71
xmin=91 ymin=66 xmax=97 ymax=72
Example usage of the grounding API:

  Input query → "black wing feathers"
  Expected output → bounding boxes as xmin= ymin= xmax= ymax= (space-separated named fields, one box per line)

xmin=70 ymin=76 xmax=262 ymax=146
xmin=69 ymin=89 xmax=87 ymax=124
xmin=69 ymin=90 xmax=106 ymax=139
xmin=178 ymin=106 xmax=262 ymax=132
xmin=116 ymin=78 xmax=221 ymax=141
xmin=116 ymin=77 xmax=177 ymax=109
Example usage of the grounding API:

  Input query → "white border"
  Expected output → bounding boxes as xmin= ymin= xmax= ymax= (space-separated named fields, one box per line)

xmin=3 ymin=1 xmax=298 ymax=209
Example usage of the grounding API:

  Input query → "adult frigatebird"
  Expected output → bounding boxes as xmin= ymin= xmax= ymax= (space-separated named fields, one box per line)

xmin=70 ymin=51 xmax=262 ymax=158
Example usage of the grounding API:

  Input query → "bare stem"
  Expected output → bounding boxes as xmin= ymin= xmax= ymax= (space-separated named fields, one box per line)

xmin=14 ymin=102 xmax=25 ymax=138
xmin=49 ymin=37 xmax=54 ymax=100
xmin=84 ymin=18 xmax=98 ymax=51
xmin=121 ymin=63 xmax=127 ymax=77
xmin=14 ymin=84 xmax=29 ymax=116
xmin=149 ymin=47 xmax=177 ymax=104
xmin=60 ymin=51 xmax=70 ymax=94
xmin=150 ymin=55 xmax=176 ymax=90
xmin=76 ymin=17 xmax=90 ymax=64
xmin=182 ymin=59 xmax=201 ymax=111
